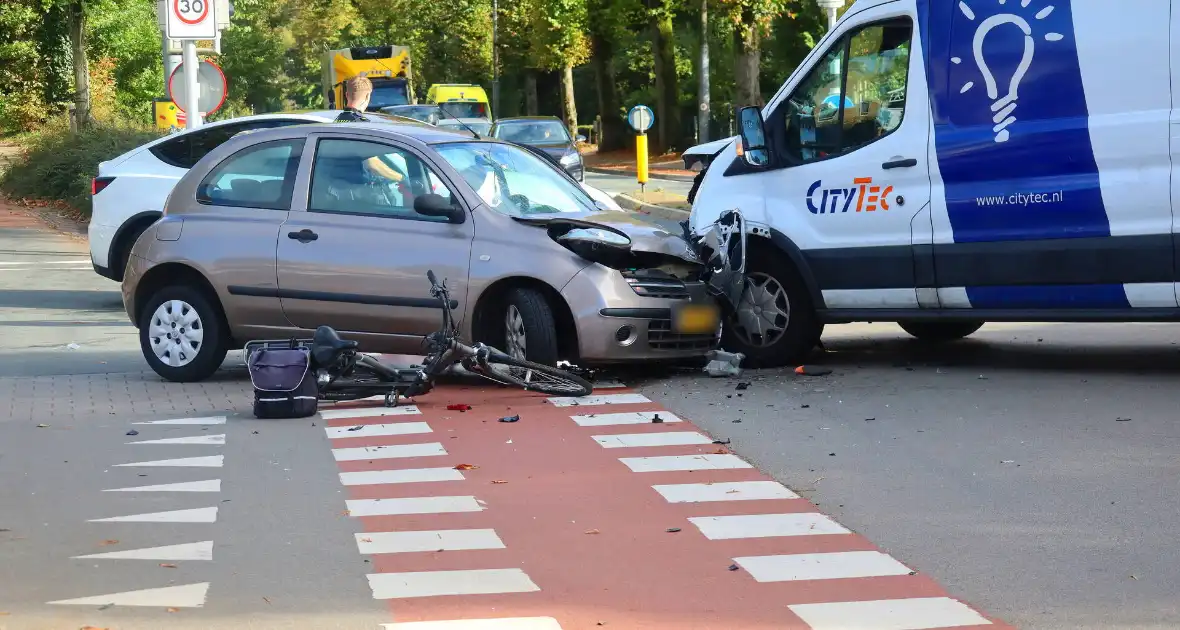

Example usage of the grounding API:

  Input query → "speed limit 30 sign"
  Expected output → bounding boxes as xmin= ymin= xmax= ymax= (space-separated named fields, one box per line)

xmin=166 ymin=0 xmax=216 ymax=39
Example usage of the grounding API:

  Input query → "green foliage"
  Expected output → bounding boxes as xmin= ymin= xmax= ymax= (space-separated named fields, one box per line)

xmin=0 ymin=118 xmax=160 ymax=215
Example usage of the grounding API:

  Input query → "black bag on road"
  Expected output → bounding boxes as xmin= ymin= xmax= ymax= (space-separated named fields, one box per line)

xmin=248 ymin=346 xmax=318 ymax=419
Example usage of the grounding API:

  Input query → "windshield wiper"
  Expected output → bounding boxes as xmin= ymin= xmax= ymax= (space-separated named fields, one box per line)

xmin=433 ymin=105 xmax=482 ymax=139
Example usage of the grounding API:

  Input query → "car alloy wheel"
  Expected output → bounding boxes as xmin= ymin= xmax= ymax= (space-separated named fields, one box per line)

xmin=148 ymin=299 xmax=205 ymax=367
xmin=505 ymin=304 xmax=528 ymax=361
xmin=732 ymin=272 xmax=790 ymax=349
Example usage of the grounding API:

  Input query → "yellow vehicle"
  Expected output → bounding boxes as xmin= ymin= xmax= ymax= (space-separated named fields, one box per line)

xmin=426 ymin=84 xmax=491 ymax=120
xmin=322 ymin=45 xmax=413 ymax=111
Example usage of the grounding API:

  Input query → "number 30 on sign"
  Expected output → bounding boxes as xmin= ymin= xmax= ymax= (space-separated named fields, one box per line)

xmin=166 ymin=0 xmax=216 ymax=39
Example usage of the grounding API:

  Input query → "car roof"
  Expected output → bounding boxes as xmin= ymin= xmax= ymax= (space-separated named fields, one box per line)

xmin=272 ymin=121 xmax=487 ymax=145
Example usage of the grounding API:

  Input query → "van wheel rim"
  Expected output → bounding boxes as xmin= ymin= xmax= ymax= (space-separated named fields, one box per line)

xmin=148 ymin=299 xmax=204 ymax=368
xmin=733 ymin=273 xmax=789 ymax=348
xmin=505 ymin=305 xmax=527 ymax=361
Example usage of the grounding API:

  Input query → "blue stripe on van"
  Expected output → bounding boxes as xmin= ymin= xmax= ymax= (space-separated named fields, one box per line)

xmin=966 ymin=285 xmax=1128 ymax=309
xmin=917 ymin=0 xmax=1111 ymax=244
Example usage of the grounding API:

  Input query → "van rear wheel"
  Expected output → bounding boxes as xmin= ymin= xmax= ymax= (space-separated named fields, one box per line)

xmin=720 ymin=249 xmax=822 ymax=368
xmin=898 ymin=321 xmax=984 ymax=342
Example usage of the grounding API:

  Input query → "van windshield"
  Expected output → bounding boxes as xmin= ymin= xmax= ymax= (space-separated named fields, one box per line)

xmin=435 ymin=142 xmax=594 ymax=216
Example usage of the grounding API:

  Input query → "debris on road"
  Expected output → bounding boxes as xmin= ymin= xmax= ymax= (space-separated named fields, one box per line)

xmin=36 ymin=423 xmax=48 ymax=428
xmin=829 ymin=452 xmax=836 ymax=456
xmin=728 ymin=564 xmax=740 ymax=571
xmin=801 ymin=404 xmax=810 ymax=408
xmin=703 ymin=350 xmax=745 ymax=378
xmin=125 ymin=429 xmax=138 ymax=436
xmin=584 ymin=529 xmax=600 ymax=535
xmin=865 ymin=418 xmax=876 ymax=422
xmin=499 ymin=415 xmax=520 ymax=423
xmin=447 ymin=404 xmax=472 ymax=412
xmin=491 ymin=480 xmax=508 ymax=484
xmin=735 ymin=381 xmax=751 ymax=391
xmin=166 ymin=607 xmax=180 ymax=613
xmin=159 ymin=563 xmax=177 ymax=569
xmin=665 ymin=527 xmax=681 ymax=533
xmin=795 ymin=365 xmax=832 ymax=376
xmin=1001 ymin=460 xmax=1016 ymax=464
xmin=651 ymin=414 xmax=665 ymax=424
xmin=1116 ymin=417 xmax=1132 ymax=422
xmin=454 ymin=463 xmax=479 ymax=470
xmin=347 ymin=425 xmax=364 ymax=431
xmin=712 ymin=438 xmax=731 ymax=445
xmin=100 ymin=539 xmax=119 ymax=546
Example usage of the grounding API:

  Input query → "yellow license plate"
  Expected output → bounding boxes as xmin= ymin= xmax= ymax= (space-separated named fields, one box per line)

xmin=672 ymin=304 xmax=720 ymax=334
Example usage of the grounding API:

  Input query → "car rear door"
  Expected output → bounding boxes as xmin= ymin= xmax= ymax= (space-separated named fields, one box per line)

xmin=275 ymin=132 xmax=474 ymax=350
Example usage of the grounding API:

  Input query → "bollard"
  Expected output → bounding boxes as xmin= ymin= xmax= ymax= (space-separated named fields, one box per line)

xmin=636 ymin=132 xmax=649 ymax=189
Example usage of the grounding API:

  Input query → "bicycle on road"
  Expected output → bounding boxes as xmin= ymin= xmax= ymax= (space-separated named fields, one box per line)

xmin=246 ymin=270 xmax=592 ymax=406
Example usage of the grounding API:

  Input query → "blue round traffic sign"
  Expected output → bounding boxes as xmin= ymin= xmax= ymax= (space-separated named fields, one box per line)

xmin=627 ymin=105 xmax=654 ymax=133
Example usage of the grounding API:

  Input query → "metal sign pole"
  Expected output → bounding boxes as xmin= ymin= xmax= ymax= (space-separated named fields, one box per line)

xmin=182 ymin=40 xmax=201 ymax=129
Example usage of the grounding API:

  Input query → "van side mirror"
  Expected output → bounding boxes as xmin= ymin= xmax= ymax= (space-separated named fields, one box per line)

xmin=414 ymin=193 xmax=465 ymax=223
xmin=737 ymin=106 xmax=770 ymax=167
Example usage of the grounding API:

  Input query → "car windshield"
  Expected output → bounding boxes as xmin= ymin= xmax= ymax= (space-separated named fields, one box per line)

xmin=494 ymin=120 xmax=570 ymax=145
xmin=439 ymin=102 xmax=488 ymax=119
xmin=383 ymin=106 xmax=435 ymax=122
xmin=435 ymin=142 xmax=595 ymax=216
xmin=439 ymin=120 xmax=492 ymax=136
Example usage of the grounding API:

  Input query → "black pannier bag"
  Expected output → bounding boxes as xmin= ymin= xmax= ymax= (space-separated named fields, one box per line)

xmin=248 ymin=345 xmax=318 ymax=418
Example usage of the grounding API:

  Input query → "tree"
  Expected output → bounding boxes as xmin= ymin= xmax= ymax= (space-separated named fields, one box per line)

xmin=697 ymin=0 xmax=709 ymax=143
xmin=529 ymin=0 xmax=590 ymax=134
xmin=585 ymin=0 xmax=633 ymax=150
xmin=66 ymin=0 xmax=92 ymax=130
xmin=645 ymin=0 xmax=680 ymax=153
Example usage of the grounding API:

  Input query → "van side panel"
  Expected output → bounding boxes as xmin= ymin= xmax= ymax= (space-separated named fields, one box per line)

xmin=919 ymin=0 xmax=1173 ymax=309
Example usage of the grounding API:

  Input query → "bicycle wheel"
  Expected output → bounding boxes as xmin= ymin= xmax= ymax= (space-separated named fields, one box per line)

xmin=475 ymin=353 xmax=592 ymax=396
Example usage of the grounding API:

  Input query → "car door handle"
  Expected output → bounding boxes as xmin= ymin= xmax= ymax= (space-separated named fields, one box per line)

xmin=882 ymin=158 xmax=918 ymax=170
xmin=287 ymin=229 xmax=318 ymax=243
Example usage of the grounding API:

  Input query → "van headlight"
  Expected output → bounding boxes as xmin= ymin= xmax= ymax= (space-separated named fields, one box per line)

xmin=560 ymin=152 xmax=581 ymax=166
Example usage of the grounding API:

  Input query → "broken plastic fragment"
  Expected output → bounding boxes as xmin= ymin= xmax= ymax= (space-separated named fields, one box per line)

xmin=454 ymin=464 xmax=478 ymax=470
xmin=447 ymin=404 xmax=472 ymax=412
xmin=347 ymin=425 xmax=364 ymax=431
xmin=499 ymin=415 xmax=520 ymax=423
xmin=794 ymin=365 xmax=832 ymax=376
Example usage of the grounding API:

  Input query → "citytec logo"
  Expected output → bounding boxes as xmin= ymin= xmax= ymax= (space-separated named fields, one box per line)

xmin=806 ymin=177 xmax=894 ymax=214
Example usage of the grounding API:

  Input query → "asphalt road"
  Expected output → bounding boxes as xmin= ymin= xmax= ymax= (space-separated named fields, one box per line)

xmin=584 ymin=171 xmax=692 ymax=199
xmin=3 ymin=204 xmax=1180 ymax=628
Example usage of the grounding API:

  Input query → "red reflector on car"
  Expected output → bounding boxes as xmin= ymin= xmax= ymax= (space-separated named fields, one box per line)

xmin=92 ymin=176 xmax=115 ymax=195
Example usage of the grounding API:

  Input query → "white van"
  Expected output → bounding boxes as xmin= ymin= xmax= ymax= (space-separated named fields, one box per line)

xmin=685 ymin=0 xmax=1175 ymax=366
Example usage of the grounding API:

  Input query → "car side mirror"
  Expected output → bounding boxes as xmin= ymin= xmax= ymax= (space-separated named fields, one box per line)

xmin=737 ymin=106 xmax=771 ymax=167
xmin=576 ymin=134 xmax=587 ymax=143
xmin=414 ymin=193 xmax=465 ymax=223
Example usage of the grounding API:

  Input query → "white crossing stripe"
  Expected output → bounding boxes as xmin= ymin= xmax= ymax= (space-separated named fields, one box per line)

xmin=132 ymin=416 xmax=227 ymax=425
xmin=547 ymin=393 xmax=650 ymax=407
xmin=383 ymin=618 xmax=563 ymax=630
xmin=340 ymin=467 xmax=465 ymax=486
xmin=347 ymin=496 xmax=483 ymax=517
xmin=788 ymin=597 xmax=993 ymax=630
xmin=89 ymin=506 xmax=218 ymax=523
xmin=73 ymin=541 xmax=214 ymax=561
xmin=688 ymin=513 xmax=850 ymax=540
xmin=620 ymin=454 xmax=751 ymax=473
xmin=47 ymin=582 xmax=210 ymax=608
xmin=113 ymin=455 xmax=223 ymax=468
xmin=367 ymin=568 xmax=539 ymax=599
xmin=356 ymin=529 xmax=505 ymax=554
xmin=734 ymin=551 xmax=912 ymax=582
xmin=333 ymin=442 xmax=446 ymax=462
xmin=320 ymin=405 xmax=422 ymax=420
xmin=571 ymin=411 xmax=683 ymax=427
xmin=325 ymin=422 xmax=432 ymax=439
xmin=594 ymin=431 xmax=713 ymax=448
xmin=104 ymin=479 xmax=220 ymax=493
xmin=653 ymin=481 xmax=799 ymax=503
xmin=127 ymin=434 xmax=225 ymax=446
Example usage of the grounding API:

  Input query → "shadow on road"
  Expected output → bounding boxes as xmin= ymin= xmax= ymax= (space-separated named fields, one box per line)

xmin=0 ymin=289 xmax=123 ymax=310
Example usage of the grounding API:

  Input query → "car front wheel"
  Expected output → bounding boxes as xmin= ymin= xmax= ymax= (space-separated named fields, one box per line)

xmin=139 ymin=285 xmax=228 ymax=382
xmin=501 ymin=287 xmax=560 ymax=367
xmin=721 ymin=249 xmax=823 ymax=368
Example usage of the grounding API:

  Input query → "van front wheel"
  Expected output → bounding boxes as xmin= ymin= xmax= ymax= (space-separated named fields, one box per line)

xmin=720 ymin=250 xmax=822 ymax=368
xmin=898 ymin=321 xmax=984 ymax=342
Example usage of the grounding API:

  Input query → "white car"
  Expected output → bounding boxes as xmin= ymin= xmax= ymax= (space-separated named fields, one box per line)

xmin=89 ymin=111 xmax=620 ymax=282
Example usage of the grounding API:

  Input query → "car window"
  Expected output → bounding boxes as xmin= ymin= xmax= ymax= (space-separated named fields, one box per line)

xmin=151 ymin=119 xmax=312 ymax=169
xmin=196 ymin=139 xmax=304 ymax=210
xmin=775 ymin=18 xmax=912 ymax=164
xmin=494 ymin=121 xmax=570 ymax=144
xmin=308 ymin=138 xmax=457 ymax=222
xmin=435 ymin=141 xmax=594 ymax=216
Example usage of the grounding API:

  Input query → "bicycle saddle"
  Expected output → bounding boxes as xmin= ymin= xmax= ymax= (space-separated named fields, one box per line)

xmin=312 ymin=325 xmax=359 ymax=366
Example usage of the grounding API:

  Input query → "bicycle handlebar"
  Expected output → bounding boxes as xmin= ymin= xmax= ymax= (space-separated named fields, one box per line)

xmin=427 ymin=269 xmax=438 ymax=287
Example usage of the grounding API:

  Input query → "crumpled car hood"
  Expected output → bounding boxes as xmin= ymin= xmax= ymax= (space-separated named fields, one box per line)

xmin=514 ymin=211 xmax=700 ymax=265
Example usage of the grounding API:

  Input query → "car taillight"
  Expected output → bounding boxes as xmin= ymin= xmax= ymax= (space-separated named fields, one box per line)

xmin=92 ymin=176 xmax=115 ymax=195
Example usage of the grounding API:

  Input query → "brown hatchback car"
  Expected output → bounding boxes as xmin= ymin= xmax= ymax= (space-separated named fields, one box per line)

xmin=122 ymin=120 xmax=721 ymax=382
